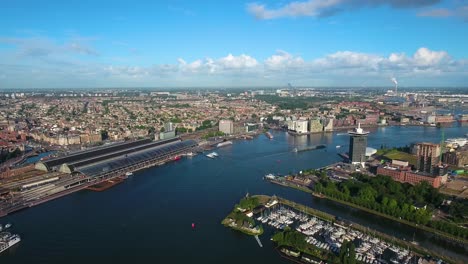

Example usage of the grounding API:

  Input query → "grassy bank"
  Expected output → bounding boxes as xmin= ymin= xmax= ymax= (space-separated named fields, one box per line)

xmin=317 ymin=193 xmax=468 ymax=245
xmin=221 ymin=195 xmax=265 ymax=236
xmin=376 ymin=148 xmax=417 ymax=165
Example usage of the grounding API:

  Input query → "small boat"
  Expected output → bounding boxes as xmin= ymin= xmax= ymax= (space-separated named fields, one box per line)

xmin=217 ymin=141 xmax=232 ymax=148
xmin=0 ymin=224 xmax=2 ymax=231
xmin=336 ymin=145 xmax=341 ymax=148
xmin=292 ymin=148 xmax=298 ymax=153
xmin=4 ymin=223 xmax=12 ymax=229
xmin=206 ymin=152 xmax=218 ymax=159
xmin=192 ymin=223 xmax=196 ymax=229
xmin=125 ymin=172 xmax=133 ymax=177
xmin=173 ymin=155 xmax=181 ymax=161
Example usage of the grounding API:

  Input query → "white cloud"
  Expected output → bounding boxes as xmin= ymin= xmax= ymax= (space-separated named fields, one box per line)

xmin=313 ymin=51 xmax=383 ymax=70
xmin=1 ymin=44 xmax=467 ymax=88
xmin=176 ymin=54 xmax=258 ymax=74
xmin=247 ymin=0 xmax=441 ymax=19
xmin=0 ymin=37 xmax=99 ymax=57
xmin=413 ymin=47 xmax=449 ymax=66
xmin=417 ymin=5 xmax=468 ymax=21
xmin=417 ymin=8 xmax=452 ymax=17
xmin=218 ymin=54 xmax=258 ymax=69
xmin=265 ymin=50 xmax=305 ymax=69
xmin=247 ymin=0 xmax=342 ymax=19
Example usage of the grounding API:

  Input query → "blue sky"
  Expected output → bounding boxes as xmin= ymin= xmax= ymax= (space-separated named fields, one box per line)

xmin=1 ymin=0 xmax=467 ymax=88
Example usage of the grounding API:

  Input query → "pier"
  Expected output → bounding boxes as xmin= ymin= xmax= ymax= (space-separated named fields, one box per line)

xmin=254 ymin=235 xmax=263 ymax=248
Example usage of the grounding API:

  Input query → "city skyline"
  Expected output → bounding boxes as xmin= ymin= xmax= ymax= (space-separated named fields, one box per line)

xmin=1 ymin=0 xmax=468 ymax=88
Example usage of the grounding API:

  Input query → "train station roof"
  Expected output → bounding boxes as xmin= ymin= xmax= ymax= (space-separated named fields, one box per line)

xmin=38 ymin=139 xmax=153 ymax=171
xmin=75 ymin=139 xmax=197 ymax=177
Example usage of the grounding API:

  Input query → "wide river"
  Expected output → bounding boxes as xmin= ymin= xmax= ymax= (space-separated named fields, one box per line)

xmin=2 ymin=125 xmax=468 ymax=264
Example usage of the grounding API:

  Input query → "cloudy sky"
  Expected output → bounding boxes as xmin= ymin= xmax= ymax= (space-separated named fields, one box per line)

xmin=1 ymin=0 xmax=467 ymax=88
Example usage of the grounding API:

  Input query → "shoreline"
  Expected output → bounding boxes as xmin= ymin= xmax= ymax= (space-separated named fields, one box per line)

xmin=266 ymin=176 xmax=468 ymax=246
xmin=262 ymin=195 xmax=460 ymax=264
xmin=314 ymin=192 xmax=468 ymax=245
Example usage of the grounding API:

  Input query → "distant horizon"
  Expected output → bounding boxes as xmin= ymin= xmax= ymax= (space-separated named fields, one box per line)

xmin=1 ymin=86 xmax=468 ymax=92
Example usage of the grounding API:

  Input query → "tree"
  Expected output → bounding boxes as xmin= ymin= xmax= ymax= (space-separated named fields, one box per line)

xmin=348 ymin=242 xmax=356 ymax=264
xmin=339 ymin=240 xmax=356 ymax=264
xmin=358 ymin=186 xmax=377 ymax=203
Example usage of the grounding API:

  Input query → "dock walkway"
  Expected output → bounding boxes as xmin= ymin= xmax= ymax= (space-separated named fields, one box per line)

xmin=254 ymin=235 xmax=263 ymax=248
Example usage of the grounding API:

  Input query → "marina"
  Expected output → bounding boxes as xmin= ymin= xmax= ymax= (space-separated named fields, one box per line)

xmin=262 ymin=205 xmax=417 ymax=263
xmin=248 ymin=196 xmax=453 ymax=264
xmin=0 ymin=224 xmax=20 ymax=255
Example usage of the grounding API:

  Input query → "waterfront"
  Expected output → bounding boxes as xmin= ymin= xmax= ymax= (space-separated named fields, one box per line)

xmin=1 ymin=125 xmax=467 ymax=263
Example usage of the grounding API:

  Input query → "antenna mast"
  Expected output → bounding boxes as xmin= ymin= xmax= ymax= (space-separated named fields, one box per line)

xmin=439 ymin=128 xmax=444 ymax=165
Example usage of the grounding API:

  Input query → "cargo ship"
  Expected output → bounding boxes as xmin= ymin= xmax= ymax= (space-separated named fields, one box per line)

xmin=0 ymin=232 xmax=21 ymax=254
xmin=86 ymin=177 xmax=126 ymax=192
xmin=265 ymin=131 xmax=273 ymax=139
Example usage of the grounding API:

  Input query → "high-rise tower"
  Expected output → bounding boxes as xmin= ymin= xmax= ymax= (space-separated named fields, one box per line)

xmin=348 ymin=123 xmax=370 ymax=164
xmin=415 ymin=142 xmax=440 ymax=174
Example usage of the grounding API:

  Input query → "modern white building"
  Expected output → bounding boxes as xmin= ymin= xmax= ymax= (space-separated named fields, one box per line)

xmin=219 ymin=120 xmax=234 ymax=134
xmin=164 ymin=122 xmax=174 ymax=132
xmin=294 ymin=120 xmax=309 ymax=134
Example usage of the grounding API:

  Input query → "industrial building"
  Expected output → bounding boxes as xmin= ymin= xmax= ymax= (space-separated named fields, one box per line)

xmin=377 ymin=163 xmax=447 ymax=188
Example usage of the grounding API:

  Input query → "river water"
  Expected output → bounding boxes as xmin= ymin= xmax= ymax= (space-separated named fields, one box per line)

xmin=1 ymin=125 xmax=467 ymax=263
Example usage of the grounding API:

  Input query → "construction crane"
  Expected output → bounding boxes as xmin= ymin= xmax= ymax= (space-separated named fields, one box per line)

xmin=439 ymin=127 xmax=445 ymax=165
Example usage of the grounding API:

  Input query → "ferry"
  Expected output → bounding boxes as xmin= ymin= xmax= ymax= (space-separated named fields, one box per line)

xmin=216 ymin=141 xmax=232 ymax=148
xmin=0 ymin=233 xmax=21 ymax=254
xmin=206 ymin=152 xmax=219 ymax=159
xmin=264 ymin=173 xmax=277 ymax=180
